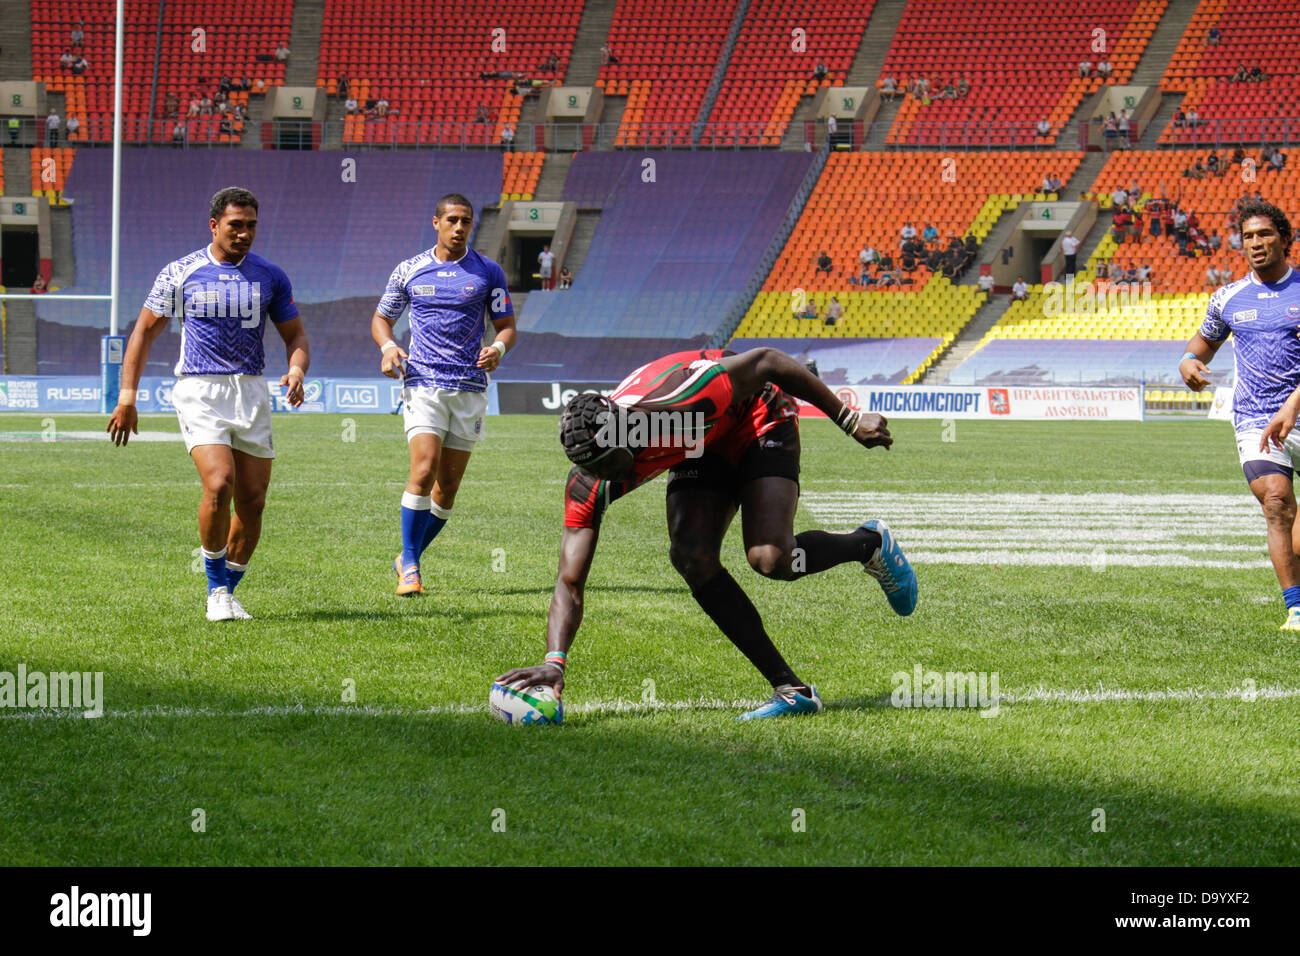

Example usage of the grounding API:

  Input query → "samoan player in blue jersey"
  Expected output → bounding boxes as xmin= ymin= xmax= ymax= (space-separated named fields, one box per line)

xmin=107 ymin=187 xmax=310 ymax=622
xmin=1181 ymin=199 xmax=1300 ymax=630
xmin=370 ymin=193 xmax=515 ymax=596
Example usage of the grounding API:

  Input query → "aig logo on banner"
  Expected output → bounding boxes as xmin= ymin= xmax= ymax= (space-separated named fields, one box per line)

xmin=335 ymin=384 xmax=379 ymax=410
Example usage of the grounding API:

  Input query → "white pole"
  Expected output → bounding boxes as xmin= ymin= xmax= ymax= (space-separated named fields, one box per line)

xmin=108 ymin=0 xmax=124 ymax=335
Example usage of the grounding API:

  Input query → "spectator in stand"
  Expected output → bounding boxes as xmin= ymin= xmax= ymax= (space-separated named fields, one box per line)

xmin=172 ymin=121 xmax=186 ymax=147
xmin=1260 ymin=143 xmax=1275 ymax=166
xmin=70 ymin=20 xmax=84 ymax=45
xmin=926 ymin=247 xmax=944 ymax=272
xmin=859 ymin=245 xmax=876 ymax=268
xmin=901 ymin=248 xmax=917 ymax=273
xmin=1102 ymin=113 xmax=1119 ymax=149
xmin=1078 ymin=59 xmax=1093 ymax=77
xmin=1249 ymin=65 xmax=1266 ymax=81
xmin=218 ymin=75 xmax=232 ymax=96
xmin=31 ymin=273 xmax=48 ymax=294
xmin=1011 ymin=276 xmax=1029 ymax=301
xmin=375 ymin=96 xmax=389 ymax=117
xmin=1172 ymin=107 xmax=1186 ymax=129
xmin=1111 ymin=185 xmax=1129 ymax=209
xmin=474 ymin=103 xmax=490 ymax=123
xmin=1184 ymin=107 xmax=1200 ymax=128
xmin=824 ymin=296 xmax=843 ymax=327
xmin=1231 ymin=145 xmax=1246 ymax=166
xmin=345 ymin=94 xmax=359 ymax=114
xmin=538 ymin=244 xmax=555 ymax=290
xmin=1185 ymin=159 xmax=1207 ymax=179
xmin=899 ymin=221 xmax=917 ymax=246
xmin=922 ymin=222 xmax=938 ymax=245
xmin=59 ymin=48 xmax=74 ymax=69
xmin=71 ymin=54 xmax=88 ymax=75
xmin=877 ymin=268 xmax=896 ymax=288
xmin=812 ymin=61 xmax=828 ymax=81
xmin=200 ymin=93 xmax=213 ymax=115
xmin=1207 ymin=230 xmax=1222 ymax=251
xmin=1229 ymin=227 xmax=1243 ymax=250
xmin=1268 ymin=149 xmax=1287 ymax=173
xmin=45 ymin=108 xmax=60 ymax=147
xmin=275 ymin=43 xmax=290 ymax=63
xmin=802 ymin=299 xmax=819 ymax=320
xmin=1206 ymin=151 xmax=1220 ymax=175
xmin=163 ymin=91 xmax=178 ymax=117
xmin=1097 ymin=59 xmax=1113 ymax=79
xmin=815 ymin=250 xmax=832 ymax=274
xmin=1207 ymin=27 xmax=1221 ymax=45
xmin=558 ymin=266 xmax=572 ymax=290
xmin=957 ymin=76 xmax=969 ymax=97
xmin=1036 ymin=117 xmax=1052 ymax=139
xmin=337 ymin=75 xmax=349 ymax=97
xmin=1112 ymin=206 xmax=1133 ymax=243
xmin=253 ymin=77 xmax=266 ymax=93
xmin=65 ymin=114 xmax=79 ymax=139
xmin=978 ymin=270 xmax=995 ymax=293
xmin=187 ymin=94 xmax=201 ymax=117
xmin=541 ymin=52 xmax=559 ymax=72
xmin=500 ymin=122 xmax=514 ymax=151
xmin=1062 ymin=232 xmax=1081 ymax=275
xmin=1173 ymin=208 xmax=1189 ymax=239
xmin=825 ymin=113 xmax=837 ymax=142
xmin=600 ymin=45 xmax=619 ymax=66
xmin=1205 ymin=265 xmax=1227 ymax=289
xmin=1118 ymin=109 xmax=1131 ymax=147
xmin=880 ymin=75 xmax=899 ymax=101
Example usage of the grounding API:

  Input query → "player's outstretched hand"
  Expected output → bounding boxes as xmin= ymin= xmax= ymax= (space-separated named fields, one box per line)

xmin=381 ymin=345 xmax=408 ymax=379
xmin=1260 ymin=403 xmax=1300 ymax=452
xmin=496 ymin=663 xmax=565 ymax=698
xmin=106 ymin=404 xmax=138 ymax=447
xmin=1181 ymin=356 xmax=1211 ymax=392
xmin=852 ymin=411 xmax=892 ymax=450
xmin=280 ymin=368 xmax=305 ymax=407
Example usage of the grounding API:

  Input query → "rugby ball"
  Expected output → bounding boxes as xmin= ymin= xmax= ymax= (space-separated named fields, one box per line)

xmin=489 ymin=682 xmax=564 ymax=725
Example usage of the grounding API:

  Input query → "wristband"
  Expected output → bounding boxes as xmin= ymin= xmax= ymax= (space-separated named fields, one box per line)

xmin=290 ymin=365 xmax=306 ymax=379
xmin=544 ymin=651 xmax=567 ymax=671
xmin=117 ymin=388 xmax=137 ymax=407
xmin=1180 ymin=351 xmax=1199 ymax=363
xmin=490 ymin=340 xmax=507 ymax=358
xmin=381 ymin=340 xmax=400 ymax=353
xmin=835 ymin=403 xmax=861 ymax=436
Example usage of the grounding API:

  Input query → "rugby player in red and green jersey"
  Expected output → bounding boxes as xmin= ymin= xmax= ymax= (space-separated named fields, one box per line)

xmin=497 ymin=347 xmax=918 ymax=720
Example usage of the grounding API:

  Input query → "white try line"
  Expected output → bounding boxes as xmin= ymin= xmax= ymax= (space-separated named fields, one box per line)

xmin=3 ymin=685 xmax=1297 ymax=720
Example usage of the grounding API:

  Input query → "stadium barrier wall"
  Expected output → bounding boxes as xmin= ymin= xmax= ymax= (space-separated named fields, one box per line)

xmin=0 ymin=376 xmax=501 ymax=416
xmin=798 ymin=385 xmax=1144 ymax=421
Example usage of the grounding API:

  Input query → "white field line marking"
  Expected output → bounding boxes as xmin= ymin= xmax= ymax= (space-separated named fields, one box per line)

xmin=802 ymin=492 xmax=1267 ymax=568
xmin=0 ymin=430 xmax=182 ymax=442
xmin=2 ymin=686 xmax=1298 ymax=720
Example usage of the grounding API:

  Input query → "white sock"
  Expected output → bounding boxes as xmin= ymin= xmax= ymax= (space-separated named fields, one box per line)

xmin=402 ymin=491 xmax=432 ymax=510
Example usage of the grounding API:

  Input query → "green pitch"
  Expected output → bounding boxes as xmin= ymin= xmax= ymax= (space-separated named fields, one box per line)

xmin=1 ymin=413 xmax=1297 ymax=865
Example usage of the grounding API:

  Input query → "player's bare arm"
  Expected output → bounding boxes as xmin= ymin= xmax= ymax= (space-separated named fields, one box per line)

xmin=476 ymin=313 xmax=517 ymax=372
xmin=720 ymin=347 xmax=892 ymax=449
xmin=1261 ymin=383 xmax=1300 ymax=451
xmin=275 ymin=316 xmax=310 ymax=408
xmin=106 ymin=306 xmax=170 ymax=446
xmin=1179 ymin=332 xmax=1222 ymax=392
xmin=496 ymin=524 xmax=599 ymax=696
xmin=371 ymin=309 xmax=408 ymax=378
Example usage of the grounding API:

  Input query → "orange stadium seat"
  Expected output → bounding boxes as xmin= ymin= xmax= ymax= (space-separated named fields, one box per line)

xmin=31 ymin=0 xmax=291 ymax=142
xmin=880 ymin=0 xmax=1165 ymax=147
xmin=318 ymin=1 xmax=582 ymax=146
xmin=702 ymin=0 xmax=874 ymax=147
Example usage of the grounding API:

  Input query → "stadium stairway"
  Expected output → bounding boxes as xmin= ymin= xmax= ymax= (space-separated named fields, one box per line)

xmin=693 ymin=0 xmax=750 ymax=141
xmin=2 ymin=147 xmax=30 ymax=195
xmin=284 ymin=0 xmax=325 ymax=88
xmin=918 ymin=293 xmax=1011 ymax=384
xmin=563 ymin=0 xmax=617 ymax=87
xmin=561 ymin=209 xmax=602 ymax=282
xmin=779 ymin=93 xmax=820 ymax=149
xmin=0 ymin=0 xmax=33 ymax=81
xmin=1128 ymin=0 xmax=1201 ymax=87
xmin=1135 ymin=92 xmax=1182 ymax=148
xmin=49 ymin=204 xmax=73 ymax=286
xmin=4 ymin=299 xmax=37 ymax=374
xmin=845 ymin=0 xmax=907 ymax=87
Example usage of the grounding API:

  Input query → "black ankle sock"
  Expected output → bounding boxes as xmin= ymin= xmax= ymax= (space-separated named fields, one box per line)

xmin=690 ymin=569 xmax=800 ymax=688
xmin=791 ymin=528 xmax=882 ymax=577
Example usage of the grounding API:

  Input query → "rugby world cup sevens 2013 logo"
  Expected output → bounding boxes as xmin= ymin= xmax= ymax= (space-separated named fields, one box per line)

xmin=835 ymin=387 xmax=858 ymax=410
xmin=304 ymin=379 xmax=323 ymax=403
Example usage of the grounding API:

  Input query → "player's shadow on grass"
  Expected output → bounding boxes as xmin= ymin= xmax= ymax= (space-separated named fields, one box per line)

xmin=489 ymin=585 xmax=685 ymax=596
xmin=271 ymin=607 xmax=536 ymax=623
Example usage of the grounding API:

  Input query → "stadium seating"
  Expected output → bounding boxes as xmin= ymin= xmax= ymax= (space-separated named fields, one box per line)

xmin=598 ymin=0 xmax=741 ymax=147
xmin=727 ymin=336 xmax=942 ymax=385
xmin=763 ymin=151 xmax=1084 ymax=295
xmin=1159 ymin=0 xmax=1300 ymax=144
xmin=30 ymin=148 xmax=76 ymax=204
xmin=31 ymin=0 xmax=291 ymax=142
xmin=881 ymin=0 xmax=1162 ymax=146
xmin=1085 ymin=149 xmax=1299 ymax=293
xmin=34 ymin=150 xmax=502 ymax=374
xmin=318 ymin=0 xmax=582 ymax=146
xmin=502 ymin=152 xmax=544 ymax=202
xmin=701 ymin=0 xmax=874 ymax=147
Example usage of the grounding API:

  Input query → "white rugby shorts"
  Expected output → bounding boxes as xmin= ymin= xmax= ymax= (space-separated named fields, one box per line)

xmin=402 ymin=386 xmax=486 ymax=450
xmin=1235 ymin=426 xmax=1300 ymax=477
xmin=172 ymin=374 xmax=275 ymax=458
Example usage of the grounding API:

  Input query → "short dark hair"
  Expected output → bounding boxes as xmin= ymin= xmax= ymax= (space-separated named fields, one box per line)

xmin=1238 ymin=199 xmax=1293 ymax=248
xmin=435 ymin=193 xmax=474 ymax=218
xmin=210 ymin=186 xmax=258 ymax=222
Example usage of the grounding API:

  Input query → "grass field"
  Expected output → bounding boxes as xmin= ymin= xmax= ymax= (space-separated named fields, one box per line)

xmin=1 ymin=412 xmax=1298 ymax=866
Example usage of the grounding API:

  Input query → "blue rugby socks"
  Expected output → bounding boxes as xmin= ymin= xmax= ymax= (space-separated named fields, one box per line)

xmin=420 ymin=501 xmax=452 ymax=558
xmin=400 ymin=492 xmax=432 ymax=568
xmin=226 ymin=560 xmax=247 ymax=593
xmin=1284 ymin=585 xmax=1300 ymax=609
xmin=201 ymin=546 xmax=229 ymax=593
